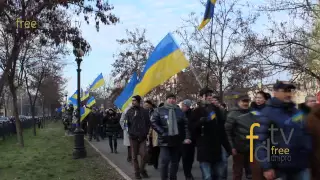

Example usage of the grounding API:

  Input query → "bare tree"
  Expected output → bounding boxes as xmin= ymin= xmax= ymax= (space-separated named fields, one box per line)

xmin=250 ymin=0 xmax=320 ymax=81
xmin=24 ymin=39 xmax=66 ymax=135
xmin=0 ymin=0 xmax=119 ymax=146
xmin=175 ymin=0 xmax=268 ymax=101
xmin=111 ymin=28 xmax=154 ymax=84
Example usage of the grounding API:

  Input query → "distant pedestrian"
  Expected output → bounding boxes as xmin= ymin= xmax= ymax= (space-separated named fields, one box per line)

xmin=120 ymin=106 xmax=132 ymax=163
xmin=105 ymin=108 xmax=121 ymax=153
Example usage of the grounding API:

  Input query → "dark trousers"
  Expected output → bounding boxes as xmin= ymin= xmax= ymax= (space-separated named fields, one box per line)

xmin=88 ymin=126 xmax=99 ymax=141
xmin=160 ymin=146 xmax=181 ymax=180
xmin=108 ymin=135 xmax=117 ymax=151
xmin=127 ymin=146 xmax=132 ymax=160
xmin=130 ymin=138 xmax=147 ymax=174
xmin=233 ymin=152 xmax=264 ymax=180
xmin=151 ymin=146 xmax=160 ymax=168
xmin=182 ymin=143 xmax=195 ymax=178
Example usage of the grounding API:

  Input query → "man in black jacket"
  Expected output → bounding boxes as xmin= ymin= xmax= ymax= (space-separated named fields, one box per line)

xmin=180 ymin=99 xmax=195 ymax=180
xmin=124 ymin=95 xmax=151 ymax=179
xmin=151 ymin=93 xmax=191 ymax=180
xmin=190 ymin=88 xmax=231 ymax=180
xmin=87 ymin=107 xmax=100 ymax=142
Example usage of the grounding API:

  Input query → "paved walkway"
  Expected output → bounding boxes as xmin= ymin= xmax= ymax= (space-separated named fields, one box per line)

xmin=89 ymin=138 xmax=238 ymax=180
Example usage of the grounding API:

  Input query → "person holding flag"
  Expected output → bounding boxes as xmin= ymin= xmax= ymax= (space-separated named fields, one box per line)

xmin=190 ymin=88 xmax=231 ymax=180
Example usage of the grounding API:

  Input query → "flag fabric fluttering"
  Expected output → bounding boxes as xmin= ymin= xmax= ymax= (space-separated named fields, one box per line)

xmin=80 ymin=107 xmax=91 ymax=121
xmin=114 ymin=72 xmax=139 ymax=111
xmin=71 ymin=90 xmax=79 ymax=99
xmin=89 ymin=73 xmax=105 ymax=91
xmin=68 ymin=97 xmax=78 ymax=109
xmin=198 ymin=0 xmax=216 ymax=30
xmin=81 ymin=89 xmax=90 ymax=101
xmin=208 ymin=111 xmax=216 ymax=120
xmin=133 ymin=33 xmax=189 ymax=97
xmin=86 ymin=97 xmax=96 ymax=108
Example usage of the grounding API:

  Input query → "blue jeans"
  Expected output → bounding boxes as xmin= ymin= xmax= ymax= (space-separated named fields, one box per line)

xmin=277 ymin=168 xmax=310 ymax=180
xmin=199 ymin=161 xmax=224 ymax=180
xmin=220 ymin=147 xmax=228 ymax=180
xmin=159 ymin=146 xmax=181 ymax=180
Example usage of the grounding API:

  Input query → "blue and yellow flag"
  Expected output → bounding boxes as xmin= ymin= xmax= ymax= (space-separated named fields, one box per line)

xmin=208 ymin=111 xmax=216 ymax=120
xmin=89 ymin=73 xmax=105 ymax=91
xmin=114 ymin=72 xmax=139 ymax=111
xmin=80 ymin=107 xmax=91 ymax=121
xmin=133 ymin=33 xmax=189 ymax=97
xmin=81 ymin=89 xmax=90 ymax=101
xmin=86 ymin=97 xmax=96 ymax=108
xmin=250 ymin=111 xmax=261 ymax=116
xmin=71 ymin=90 xmax=79 ymax=99
xmin=198 ymin=0 xmax=216 ymax=30
xmin=292 ymin=111 xmax=303 ymax=122
xmin=68 ymin=97 xmax=78 ymax=109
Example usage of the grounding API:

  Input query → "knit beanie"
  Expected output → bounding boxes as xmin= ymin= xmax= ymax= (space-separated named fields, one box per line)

xmin=132 ymin=95 xmax=142 ymax=103
xmin=166 ymin=93 xmax=176 ymax=100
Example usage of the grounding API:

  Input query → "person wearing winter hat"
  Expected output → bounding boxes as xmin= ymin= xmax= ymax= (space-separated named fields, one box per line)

xmin=123 ymin=95 xmax=151 ymax=179
xmin=151 ymin=93 xmax=191 ymax=180
xmin=191 ymin=88 xmax=231 ymax=180
xmin=180 ymin=99 xmax=196 ymax=180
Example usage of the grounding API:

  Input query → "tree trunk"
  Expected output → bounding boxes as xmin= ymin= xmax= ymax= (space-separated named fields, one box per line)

xmin=9 ymin=85 xmax=24 ymax=147
xmin=31 ymin=105 xmax=36 ymax=136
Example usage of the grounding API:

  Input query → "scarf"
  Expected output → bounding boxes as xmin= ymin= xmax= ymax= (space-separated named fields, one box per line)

xmin=163 ymin=103 xmax=179 ymax=136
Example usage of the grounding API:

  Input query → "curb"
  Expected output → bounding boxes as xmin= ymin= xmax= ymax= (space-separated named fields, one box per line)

xmin=86 ymin=139 xmax=132 ymax=180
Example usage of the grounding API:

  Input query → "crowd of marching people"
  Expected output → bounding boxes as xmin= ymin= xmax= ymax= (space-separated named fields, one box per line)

xmin=62 ymin=80 xmax=320 ymax=180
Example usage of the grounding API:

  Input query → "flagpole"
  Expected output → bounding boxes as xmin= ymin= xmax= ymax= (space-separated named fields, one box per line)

xmin=206 ymin=18 xmax=214 ymax=88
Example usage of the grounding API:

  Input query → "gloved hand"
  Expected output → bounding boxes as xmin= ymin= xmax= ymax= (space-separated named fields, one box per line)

xmin=200 ymin=117 xmax=210 ymax=122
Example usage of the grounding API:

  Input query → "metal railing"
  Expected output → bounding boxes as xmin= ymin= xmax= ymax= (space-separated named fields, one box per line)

xmin=0 ymin=116 xmax=53 ymax=141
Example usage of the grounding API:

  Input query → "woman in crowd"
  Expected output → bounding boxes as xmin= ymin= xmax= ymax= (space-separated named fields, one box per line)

xmin=104 ymin=108 xmax=121 ymax=153
xmin=248 ymin=91 xmax=271 ymax=180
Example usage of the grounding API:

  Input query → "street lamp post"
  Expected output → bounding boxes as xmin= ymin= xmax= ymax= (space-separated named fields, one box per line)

xmin=72 ymin=39 xmax=87 ymax=159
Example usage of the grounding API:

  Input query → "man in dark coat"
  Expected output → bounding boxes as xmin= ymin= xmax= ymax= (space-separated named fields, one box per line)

xmin=225 ymin=94 xmax=256 ymax=180
xmin=151 ymin=93 xmax=191 ymax=180
xmin=87 ymin=107 xmax=100 ymax=142
xmin=255 ymin=81 xmax=312 ymax=180
xmin=190 ymin=88 xmax=231 ymax=180
xmin=180 ymin=99 xmax=195 ymax=180
xmin=105 ymin=108 xmax=120 ymax=153
xmin=124 ymin=95 xmax=151 ymax=179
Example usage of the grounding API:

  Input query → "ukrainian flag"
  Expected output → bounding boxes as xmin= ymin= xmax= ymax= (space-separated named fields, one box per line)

xmin=71 ymin=90 xmax=79 ymax=99
xmin=292 ymin=111 xmax=303 ymax=122
xmin=86 ymin=97 xmax=96 ymax=108
xmin=251 ymin=111 xmax=261 ymax=116
xmin=133 ymin=33 xmax=189 ymax=97
xmin=208 ymin=111 xmax=216 ymax=120
xmin=80 ymin=107 xmax=91 ymax=121
xmin=89 ymin=73 xmax=105 ymax=91
xmin=114 ymin=72 xmax=139 ymax=111
xmin=198 ymin=0 xmax=216 ymax=30
xmin=68 ymin=97 xmax=78 ymax=109
xmin=81 ymin=89 xmax=90 ymax=101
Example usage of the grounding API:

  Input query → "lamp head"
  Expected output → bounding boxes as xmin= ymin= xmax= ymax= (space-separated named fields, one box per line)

xmin=73 ymin=48 xmax=84 ymax=58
